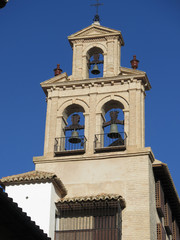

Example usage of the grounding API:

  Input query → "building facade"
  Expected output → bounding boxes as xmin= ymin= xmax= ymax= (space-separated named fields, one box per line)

xmin=0 ymin=21 xmax=179 ymax=240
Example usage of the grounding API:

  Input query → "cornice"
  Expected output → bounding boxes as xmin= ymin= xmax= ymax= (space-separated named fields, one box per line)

xmin=33 ymin=147 xmax=155 ymax=164
xmin=69 ymin=33 xmax=123 ymax=43
xmin=68 ymin=24 xmax=124 ymax=47
xmin=41 ymin=73 xmax=150 ymax=96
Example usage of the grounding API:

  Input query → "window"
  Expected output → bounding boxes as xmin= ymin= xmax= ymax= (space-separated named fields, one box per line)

xmin=164 ymin=202 xmax=172 ymax=235
xmin=172 ymin=220 xmax=180 ymax=240
xmin=55 ymin=195 xmax=125 ymax=240
xmin=155 ymin=180 xmax=165 ymax=217
xmin=157 ymin=223 xmax=166 ymax=240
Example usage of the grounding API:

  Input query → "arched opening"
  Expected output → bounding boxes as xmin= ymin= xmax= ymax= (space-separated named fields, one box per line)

xmin=55 ymin=104 xmax=86 ymax=155
xmin=87 ymin=47 xmax=104 ymax=78
xmin=95 ymin=100 xmax=126 ymax=152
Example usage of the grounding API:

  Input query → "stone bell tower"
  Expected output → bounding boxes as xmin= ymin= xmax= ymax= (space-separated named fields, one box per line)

xmin=69 ymin=23 xmax=124 ymax=80
xmin=34 ymin=22 xmax=157 ymax=240
xmin=36 ymin=22 xmax=151 ymax=159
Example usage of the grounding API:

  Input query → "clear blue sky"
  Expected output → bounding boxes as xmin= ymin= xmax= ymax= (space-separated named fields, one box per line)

xmin=0 ymin=0 xmax=179 ymax=194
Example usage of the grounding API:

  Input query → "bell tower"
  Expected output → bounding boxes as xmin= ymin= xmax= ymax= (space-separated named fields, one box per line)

xmin=34 ymin=22 xmax=157 ymax=240
xmin=69 ymin=23 xmax=124 ymax=80
xmin=36 ymin=22 xmax=151 ymax=159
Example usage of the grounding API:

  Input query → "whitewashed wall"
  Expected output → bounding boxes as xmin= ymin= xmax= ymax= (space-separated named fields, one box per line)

xmin=6 ymin=182 xmax=59 ymax=239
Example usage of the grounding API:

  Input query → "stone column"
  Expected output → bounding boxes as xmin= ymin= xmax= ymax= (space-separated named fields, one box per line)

xmin=123 ymin=109 xmax=129 ymax=146
xmin=128 ymin=88 xmax=137 ymax=147
xmin=44 ymin=89 xmax=52 ymax=156
xmin=136 ymin=87 xmax=142 ymax=148
xmin=45 ymin=89 xmax=59 ymax=157
xmin=87 ymin=91 xmax=97 ymax=155
xmin=72 ymin=42 xmax=83 ymax=80
xmin=106 ymin=38 xmax=114 ymax=77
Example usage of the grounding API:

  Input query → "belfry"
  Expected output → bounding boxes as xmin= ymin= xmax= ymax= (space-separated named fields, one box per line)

xmin=0 ymin=16 xmax=179 ymax=240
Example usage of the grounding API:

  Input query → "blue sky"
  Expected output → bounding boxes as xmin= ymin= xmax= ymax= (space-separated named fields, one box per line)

xmin=0 ymin=0 xmax=179 ymax=194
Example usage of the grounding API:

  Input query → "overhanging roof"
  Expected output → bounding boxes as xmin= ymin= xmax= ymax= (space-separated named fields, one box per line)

xmin=0 ymin=171 xmax=67 ymax=198
xmin=153 ymin=162 xmax=180 ymax=227
xmin=56 ymin=194 xmax=126 ymax=210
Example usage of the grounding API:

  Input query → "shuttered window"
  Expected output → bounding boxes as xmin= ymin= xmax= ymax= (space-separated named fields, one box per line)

xmin=155 ymin=180 xmax=165 ymax=217
xmin=55 ymin=200 xmax=122 ymax=240
xmin=164 ymin=202 xmax=172 ymax=235
xmin=172 ymin=220 xmax=180 ymax=240
xmin=157 ymin=223 xmax=166 ymax=240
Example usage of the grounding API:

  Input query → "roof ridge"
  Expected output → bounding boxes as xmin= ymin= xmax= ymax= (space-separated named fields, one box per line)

xmin=0 ymin=170 xmax=55 ymax=181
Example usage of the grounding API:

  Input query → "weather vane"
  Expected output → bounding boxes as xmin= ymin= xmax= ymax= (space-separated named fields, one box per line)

xmin=91 ymin=0 xmax=103 ymax=22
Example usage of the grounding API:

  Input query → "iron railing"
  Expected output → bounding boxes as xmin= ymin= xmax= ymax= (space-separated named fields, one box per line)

xmin=54 ymin=136 xmax=87 ymax=155
xmin=94 ymin=132 xmax=127 ymax=152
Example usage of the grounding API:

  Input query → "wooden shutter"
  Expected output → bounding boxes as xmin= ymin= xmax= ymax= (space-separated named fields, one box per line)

xmin=94 ymin=214 xmax=118 ymax=240
xmin=164 ymin=202 xmax=172 ymax=235
xmin=155 ymin=180 xmax=165 ymax=217
xmin=157 ymin=223 xmax=166 ymax=240
xmin=172 ymin=220 xmax=180 ymax=240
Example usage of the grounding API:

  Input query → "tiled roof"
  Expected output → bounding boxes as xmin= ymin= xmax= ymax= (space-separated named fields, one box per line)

xmin=56 ymin=193 xmax=126 ymax=209
xmin=0 ymin=171 xmax=67 ymax=198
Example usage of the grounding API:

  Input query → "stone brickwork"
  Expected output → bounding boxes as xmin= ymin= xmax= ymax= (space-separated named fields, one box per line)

xmin=68 ymin=24 xmax=124 ymax=80
xmin=34 ymin=23 xmax=157 ymax=240
xmin=40 ymin=71 xmax=150 ymax=158
xmin=35 ymin=148 xmax=156 ymax=240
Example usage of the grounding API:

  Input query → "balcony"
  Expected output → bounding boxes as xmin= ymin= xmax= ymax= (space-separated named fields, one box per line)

xmin=94 ymin=132 xmax=126 ymax=153
xmin=55 ymin=194 xmax=124 ymax=240
xmin=54 ymin=136 xmax=87 ymax=155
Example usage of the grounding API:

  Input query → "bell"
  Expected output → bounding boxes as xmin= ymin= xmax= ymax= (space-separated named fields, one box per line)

xmin=107 ymin=124 xmax=120 ymax=139
xmin=69 ymin=130 xmax=81 ymax=144
xmin=91 ymin=64 xmax=100 ymax=75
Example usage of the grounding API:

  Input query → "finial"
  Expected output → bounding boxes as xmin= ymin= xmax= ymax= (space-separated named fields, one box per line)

xmin=91 ymin=0 xmax=103 ymax=24
xmin=130 ymin=55 xmax=139 ymax=69
xmin=54 ymin=64 xmax=62 ymax=76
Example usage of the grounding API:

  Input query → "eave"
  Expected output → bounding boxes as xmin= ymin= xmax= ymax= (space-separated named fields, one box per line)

xmin=153 ymin=163 xmax=180 ymax=227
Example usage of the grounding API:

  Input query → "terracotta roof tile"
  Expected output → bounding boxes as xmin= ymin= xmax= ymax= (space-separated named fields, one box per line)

xmin=0 ymin=171 xmax=67 ymax=198
xmin=57 ymin=193 xmax=126 ymax=209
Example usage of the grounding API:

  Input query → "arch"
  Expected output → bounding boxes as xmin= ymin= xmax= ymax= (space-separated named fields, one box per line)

xmin=83 ymin=43 xmax=107 ymax=57
xmin=87 ymin=46 xmax=103 ymax=58
xmin=95 ymin=96 xmax=128 ymax=150
xmin=82 ymin=43 xmax=107 ymax=79
xmin=96 ymin=95 xmax=129 ymax=115
xmin=57 ymin=98 xmax=90 ymax=118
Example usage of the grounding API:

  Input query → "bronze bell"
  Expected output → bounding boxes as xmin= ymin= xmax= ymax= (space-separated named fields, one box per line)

xmin=107 ymin=124 xmax=120 ymax=139
xmin=69 ymin=130 xmax=81 ymax=144
xmin=91 ymin=64 xmax=100 ymax=75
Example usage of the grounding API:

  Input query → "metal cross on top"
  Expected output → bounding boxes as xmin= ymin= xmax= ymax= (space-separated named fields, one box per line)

xmin=91 ymin=0 xmax=103 ymax=22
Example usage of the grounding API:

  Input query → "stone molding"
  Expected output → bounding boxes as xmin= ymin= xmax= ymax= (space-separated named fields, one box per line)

xmin=41 ymin=73 xmax=150 ymax=96
xmin=33 ymin=147 xmax=155 ymax=164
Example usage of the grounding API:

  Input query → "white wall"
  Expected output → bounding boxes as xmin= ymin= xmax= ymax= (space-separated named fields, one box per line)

xmin=6 ymin=182 xmax=59 ymax=239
